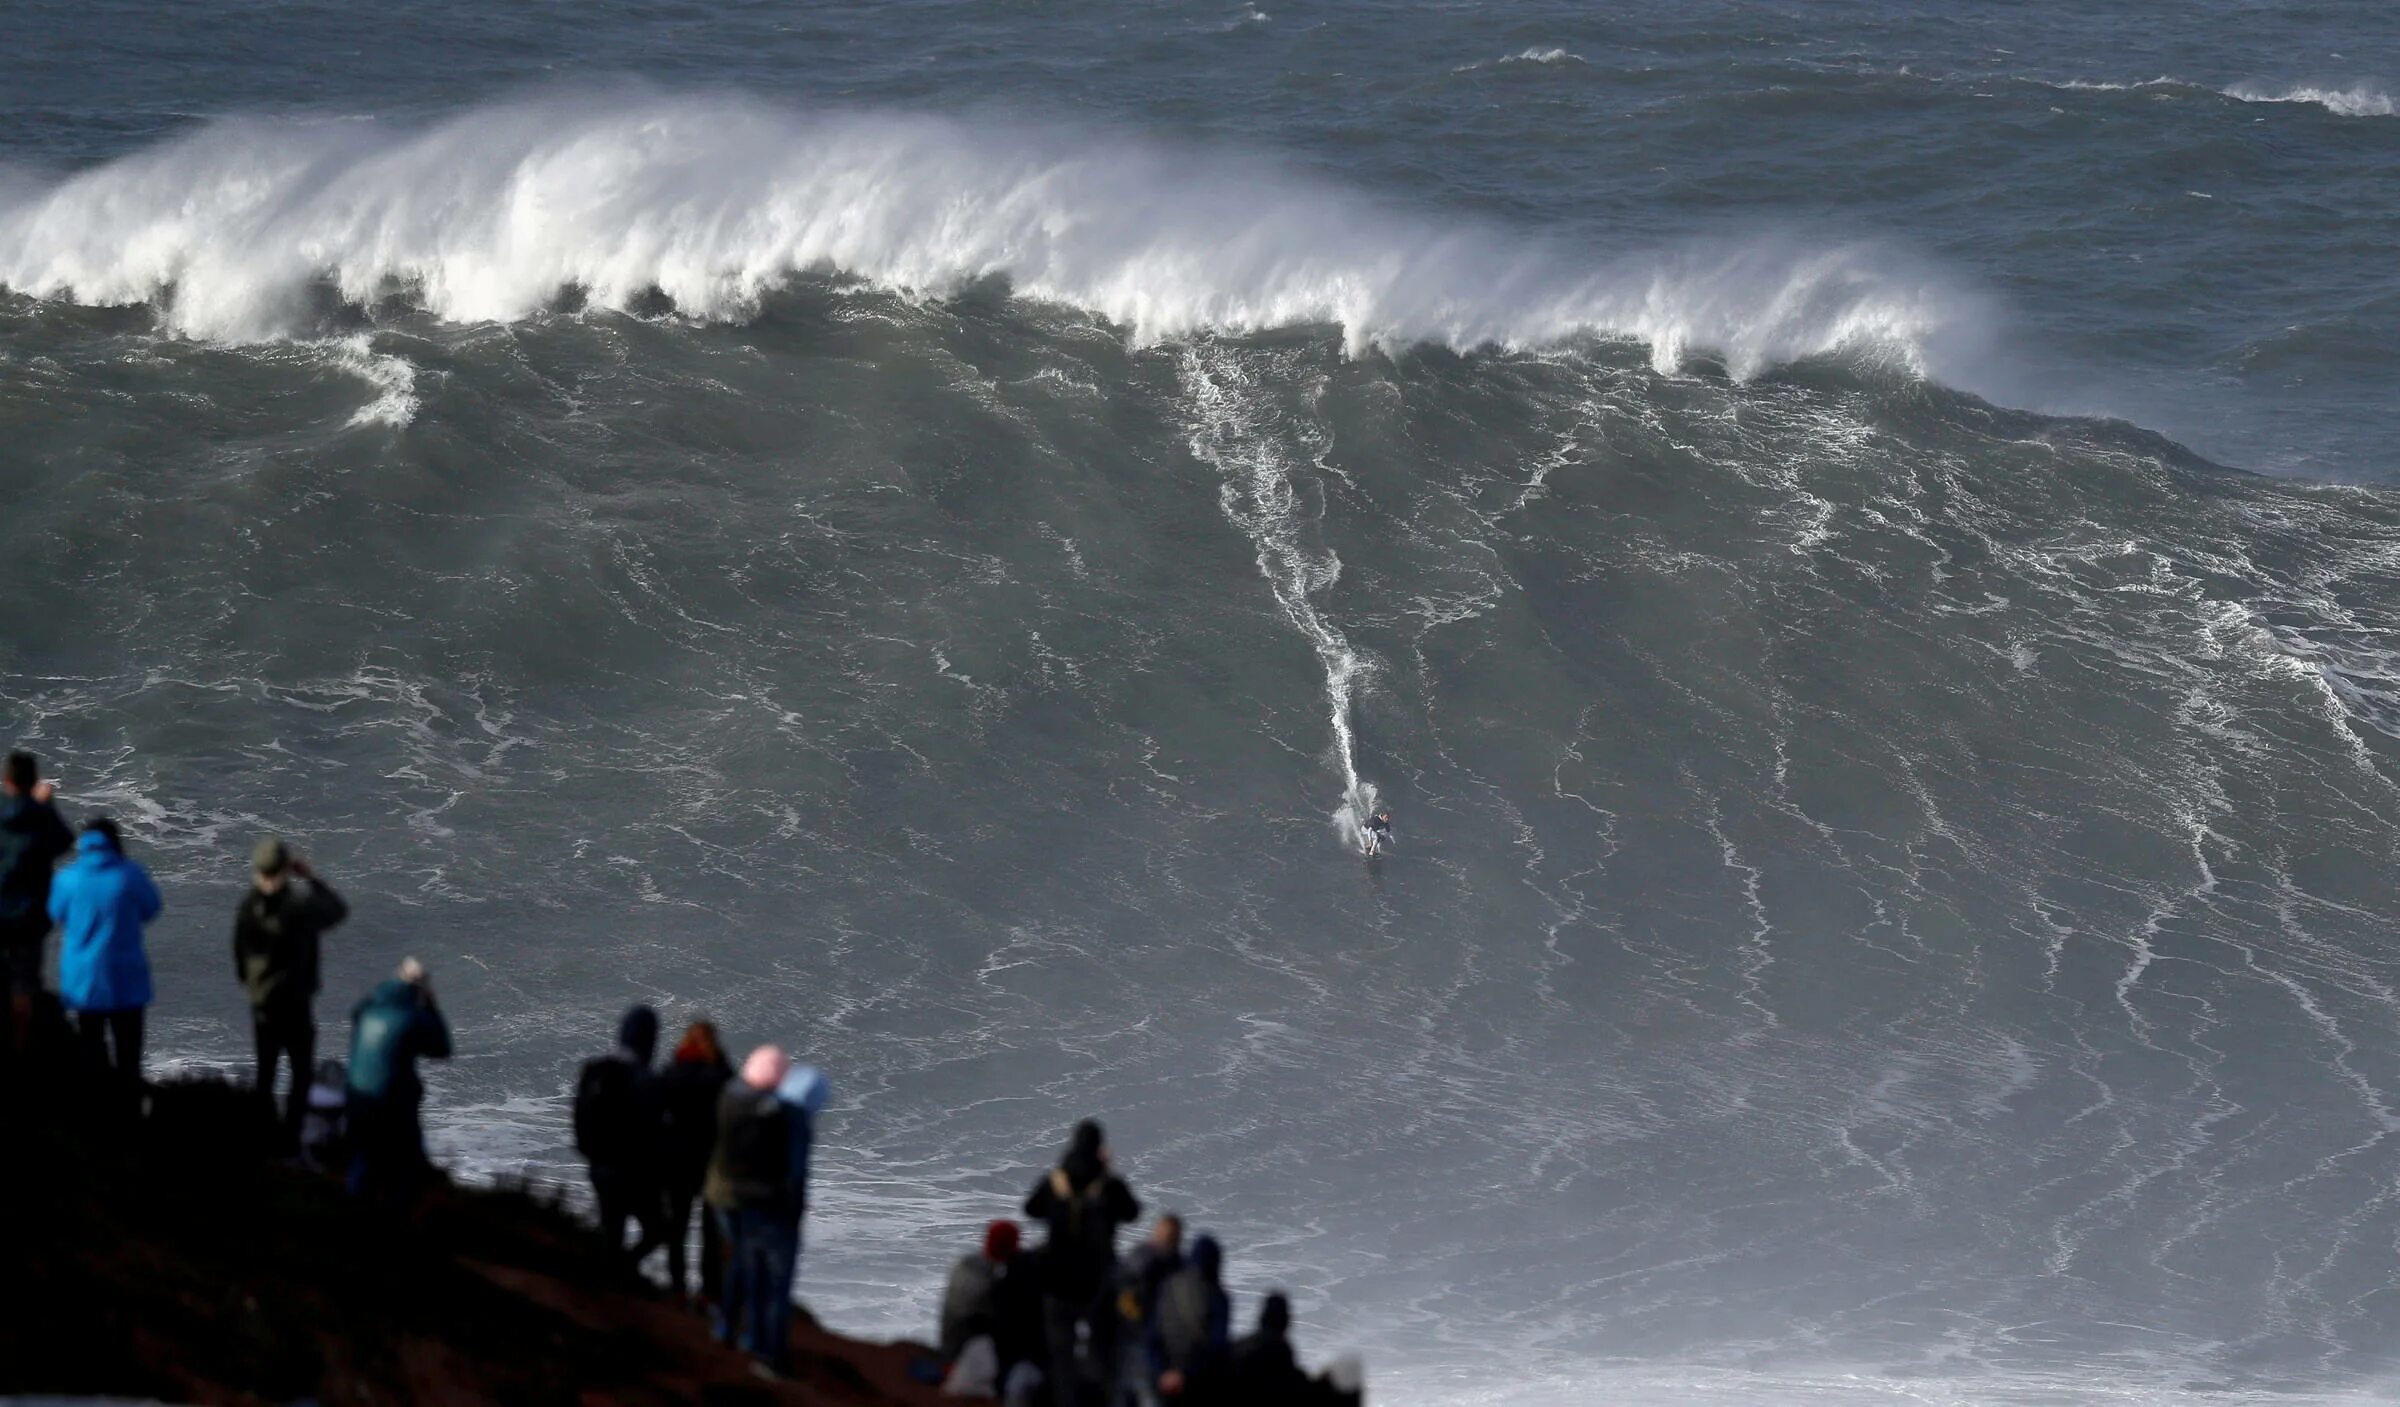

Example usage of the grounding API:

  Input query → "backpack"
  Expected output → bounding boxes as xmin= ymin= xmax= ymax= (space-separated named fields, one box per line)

xmin=573 ymin=1054 xmax=644 ymax=1165
xmin=1046 ymin=1168 xmax=1121 ymax=1255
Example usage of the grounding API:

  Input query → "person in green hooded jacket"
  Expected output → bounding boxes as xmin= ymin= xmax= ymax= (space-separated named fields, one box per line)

xmin=233 ymin=837 xmax=348 ymax=1144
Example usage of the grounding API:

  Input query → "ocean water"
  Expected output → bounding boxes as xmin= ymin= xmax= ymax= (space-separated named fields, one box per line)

xmin=5 ymin=2 xmax=2400 ymax=1402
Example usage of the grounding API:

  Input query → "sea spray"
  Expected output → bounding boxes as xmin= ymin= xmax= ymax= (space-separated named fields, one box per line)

xmin=0 ymin=88 xmax=1988 ymax=389
xmin=1179 ymin=345 xmax=1381 ymax=852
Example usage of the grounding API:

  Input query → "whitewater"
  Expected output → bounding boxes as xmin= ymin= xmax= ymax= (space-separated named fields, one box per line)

xmin=0 ymin=93 xmax=1982 ymax=379
xmin=8 ymin=3 xmax=2400 ymax=1404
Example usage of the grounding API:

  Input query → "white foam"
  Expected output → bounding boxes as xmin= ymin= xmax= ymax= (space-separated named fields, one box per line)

xmin=2030 ymin=76 xmax=2184 ymax=93
xmin=2223 ymin=82 xmax=2397 ymax=118
xmin=326 ymin=333 xmax=419 ymax=428
xmin=1503 ymin=47 xmax=1583 ymax=66
xmin=1179 ymin=346 xmax=1382 ymax=852
xmin=0 ymin=90 xmax=1990 ymax=387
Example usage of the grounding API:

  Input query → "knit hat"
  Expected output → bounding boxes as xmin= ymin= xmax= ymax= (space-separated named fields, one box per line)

xmin=984 ymin=1219 xmax=1020 ymax=1261
xmin=252 ymin=837 xmax=291 ymax=875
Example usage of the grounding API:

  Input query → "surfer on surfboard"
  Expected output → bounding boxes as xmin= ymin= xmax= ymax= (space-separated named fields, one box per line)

xmin=1362 ymin=810 xmax=1394 ymax=856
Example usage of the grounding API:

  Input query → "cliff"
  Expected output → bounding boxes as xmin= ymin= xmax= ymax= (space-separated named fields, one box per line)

xmin=2 ymin=1072 xmax=945 ymax=1407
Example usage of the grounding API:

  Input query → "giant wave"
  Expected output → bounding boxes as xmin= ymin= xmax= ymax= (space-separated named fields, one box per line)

xmin=0 ymin=89 xmax=1994 ymax=384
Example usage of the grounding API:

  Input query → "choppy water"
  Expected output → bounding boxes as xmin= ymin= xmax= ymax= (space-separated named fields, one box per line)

xmin=5 ymin=3 xmax=2400 ymax=1402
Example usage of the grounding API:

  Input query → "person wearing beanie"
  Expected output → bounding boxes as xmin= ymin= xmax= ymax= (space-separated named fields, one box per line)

xmin=940 ymin=1219 xmax=1022 ymax=1366
xmin=656 ymin=1019 xmax=734 ymax=1304
xmin=232 ymin=836 xmax=349 ymax=1146
xmin=1022 ymin=1118 xmax=1142 ymax=1406
xmin=573 ymin=1003 xmax=666 ymax=1271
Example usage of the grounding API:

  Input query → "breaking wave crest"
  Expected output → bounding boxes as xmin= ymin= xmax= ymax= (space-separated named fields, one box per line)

xmin=2222 ymin=82 xmax=2397 ymax=118
xmin=0 ymin=89 xmax=1993 ymax=385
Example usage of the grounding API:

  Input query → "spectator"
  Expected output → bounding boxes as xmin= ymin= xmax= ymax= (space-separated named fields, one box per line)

xmin=1313 ymin=1355 xmax=1365 ymax=1407
xmin=772 ymin=1058 xmax=831 ymax=1347
xmin=298 ymin=1057 xmax=349 ymax=1173
xmin=1226 ymin=1293 xmax=1310 ymax=1405
xmin=232 ymin=837 xmax=349 ymax=1146
xmin=991 ymin=1229 xmax=1049 ymax=1403
xmin=656 ymin=1019 xmax=733 ymax=1305
xmin=346 ymin=958 xmax=451 ymax=1206
xmin=942 ymin=1218 xmax=1021 ymax=1365
xmin=1117 ymin=1214 xmax=1185 ymax=1407
xmin=1146 ymin=1234 xmax=1229 ymax=1404
xmin=573 ymin=1004 xmax=666 ymax=1271
xmin=1023 ymin=1119 xmax=1141 ymax=1407
xmin=705 ymin=1043 xmax=797 ymax=1372
xmin=0 ymin=750 xmax=73 ymax=1060
xmin=49 ymin=817 xmax=161 ymax=1087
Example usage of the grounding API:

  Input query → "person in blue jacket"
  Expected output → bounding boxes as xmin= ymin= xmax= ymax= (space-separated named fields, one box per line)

xmin=48 ymin=817 xmax=163 ymax=1084
xmin=346 ymin=957 xmax=452 ymax=1205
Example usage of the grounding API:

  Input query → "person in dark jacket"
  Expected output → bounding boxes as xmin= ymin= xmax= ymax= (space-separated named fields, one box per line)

xmin=705 ymin=1044 xmax=796 ymax=1371
xmin=232 ymin=837 xmax=349 ymax=1144
xmin=49 ymin=818 xmax=162 ymax=1085
xmin=1145 ymin=1234 xmax=1229 ymax=1403
xmin=1 ymin=750 xmax=73 ymax=1059
xmin=1022 ymin=1118 xmax=1142 ymax=1407
xmin=942 ymin=1218 xmax=1021 ymax=1363
xmin=574 ymin=1004 xmax=667 ymax=1271
xmin=1226 ymin=1293 xmax=1310 ymax=1405
xmin=656 ymin=1019 xmax=733 ymax=1304
xmin=1117 ymin=1213 xmax=1185 ymax=1407
xmin=346 ymin=958 xmax=452 ymax=1206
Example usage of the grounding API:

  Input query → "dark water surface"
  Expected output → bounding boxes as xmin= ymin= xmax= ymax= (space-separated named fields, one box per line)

xmin=5 ymin=4 xmax=2400 ymax=1402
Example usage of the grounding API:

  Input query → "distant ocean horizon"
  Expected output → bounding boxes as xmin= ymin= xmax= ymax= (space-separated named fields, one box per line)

xmin=6 ymin=3 xmax=2400 ymax=1402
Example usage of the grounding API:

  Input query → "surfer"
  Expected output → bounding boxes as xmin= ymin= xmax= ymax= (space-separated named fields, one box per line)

xmin=1362 ymin=810 xmax=1393 ymax=856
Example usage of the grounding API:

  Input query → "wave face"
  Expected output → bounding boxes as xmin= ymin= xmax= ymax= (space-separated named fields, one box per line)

xmin=12 ymin=261 xmax=2400 ymax=1407
xmin=0 ymin=93 xmax=1987 ymax=383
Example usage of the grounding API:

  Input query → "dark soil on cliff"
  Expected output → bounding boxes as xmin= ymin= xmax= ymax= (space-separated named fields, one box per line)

xmin=1 ymin=1056 xmax=945 ymax=1407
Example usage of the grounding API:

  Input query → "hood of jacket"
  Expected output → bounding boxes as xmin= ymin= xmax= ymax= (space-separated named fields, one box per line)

xmin=616 ymin=1004 xmax=659 ymax=1064
xmin=1060 ymin=1118 xmax=1106 ymax=1189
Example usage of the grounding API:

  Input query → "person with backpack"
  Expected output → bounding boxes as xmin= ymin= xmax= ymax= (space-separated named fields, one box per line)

xmin=704 ymin=1043 xmax=828 ymax=1374
xmin=232 ymin=837 xmax=349 ymax=1146
xmin=573 ymin=1004 xmax=667 ymax=1271
xmin=49 ymin=817 xmax=162 ymax=1089
xmin=346 ymin=958 xmax=451 ymax=1207
xmin=1 ymin=750 xmax=74 ymax=1061
xmin=656 ymin=1018 xmax=733 ymax=1306
xmin=1144 ymin=1234 xmax=1229 ymax=1404
xmin=1022 ymin=1118 xmax=1142 ymax=1407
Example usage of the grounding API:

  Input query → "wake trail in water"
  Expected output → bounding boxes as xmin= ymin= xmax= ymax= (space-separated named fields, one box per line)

xmin=0 ymin=87 xmax=1993 ymax=389
xmin=1178 ymin=346 xmax=1380 ymax=852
